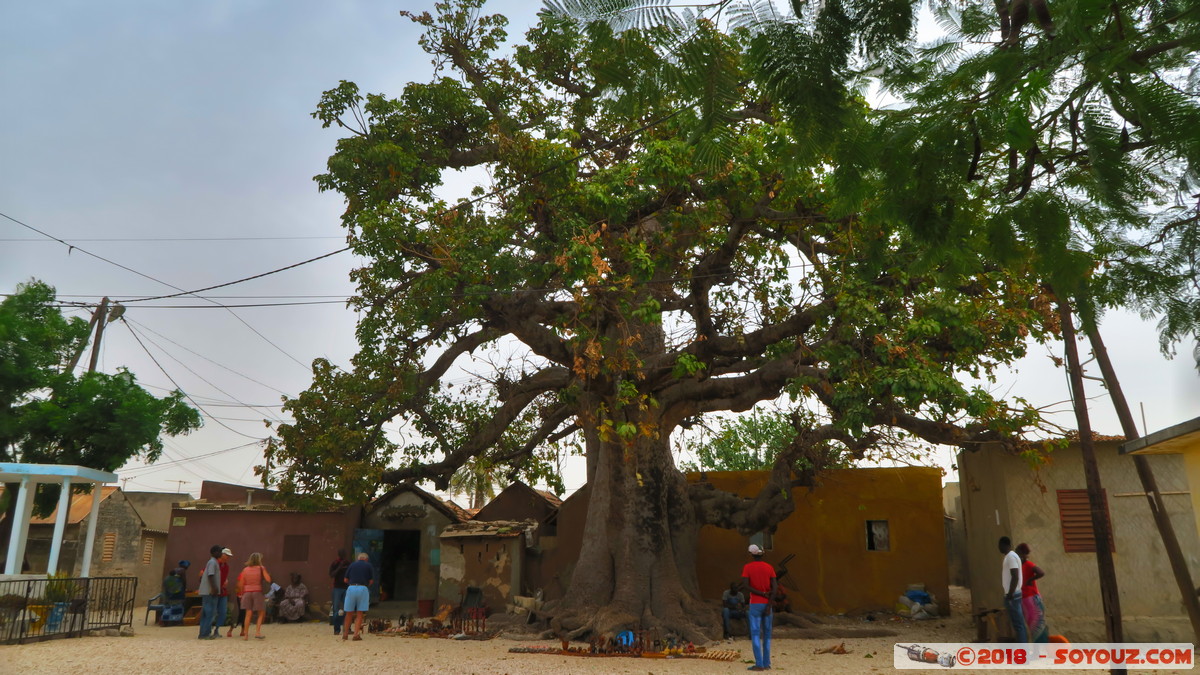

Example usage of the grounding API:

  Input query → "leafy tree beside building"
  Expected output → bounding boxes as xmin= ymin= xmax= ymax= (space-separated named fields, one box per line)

xmin=0 ymin=280 xmax=201 ymax=529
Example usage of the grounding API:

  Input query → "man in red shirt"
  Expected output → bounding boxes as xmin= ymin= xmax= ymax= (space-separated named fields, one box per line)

xmin=741 ymin=544 xmax=777 ymax=671
xmin=217 ymin=547 xmax=232 ymax=636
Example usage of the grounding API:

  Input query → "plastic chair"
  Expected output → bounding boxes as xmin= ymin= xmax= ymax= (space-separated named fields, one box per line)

xmin=145 ymin=593 xmax=166 ymax=625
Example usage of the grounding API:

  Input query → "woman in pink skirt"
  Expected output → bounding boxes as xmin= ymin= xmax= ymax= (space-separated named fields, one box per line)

xmin=237 ymin=552 xmax=272 ymax=640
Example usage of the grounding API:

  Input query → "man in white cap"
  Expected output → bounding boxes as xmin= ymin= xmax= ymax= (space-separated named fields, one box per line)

xmin=216 ymin=547 xmax=233 ymax=636
xmin=741 ymin=544 xmax=777 ymax=671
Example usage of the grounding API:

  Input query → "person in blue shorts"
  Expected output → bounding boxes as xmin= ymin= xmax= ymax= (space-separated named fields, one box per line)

xmin=341 ymin=552 xmax=373 ymax=641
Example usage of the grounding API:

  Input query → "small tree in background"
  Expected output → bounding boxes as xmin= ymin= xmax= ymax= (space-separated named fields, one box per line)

xmin=0 ymin=280 xmax=201 ymax=545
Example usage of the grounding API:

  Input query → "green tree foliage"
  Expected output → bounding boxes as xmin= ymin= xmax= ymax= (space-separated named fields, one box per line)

xmin=0 ymin=281 xmax=202 ymax=514
xmin=271 ymin=0 xmax=1049 ymax=502
xmin=681 ymin=409 xmax=799 ymax=472
xmin=561 ymin=0 xmax=1200 ymax=345
xmin=561 ymin=0 xmax=1200 ymax=639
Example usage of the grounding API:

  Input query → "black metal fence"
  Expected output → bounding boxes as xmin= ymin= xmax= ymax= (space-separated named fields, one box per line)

xmin=0 ymin=576 xmax=137 ymax=644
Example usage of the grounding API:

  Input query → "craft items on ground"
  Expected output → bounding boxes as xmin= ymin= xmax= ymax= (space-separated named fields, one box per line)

xmin=368 ymin=611 xmax=496 ymax=640
xmin=508 ymin=633 xmax=739 ymax=661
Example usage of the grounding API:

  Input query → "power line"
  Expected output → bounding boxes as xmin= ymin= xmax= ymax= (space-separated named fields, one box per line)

xmin=114 ymin=97 xmax=698 ymax=305
xmin=160 ymin=439 xmax=248 ymax=484
xmin=1 ymin=235 xmax=342 ymax=242
xmin=0 ymin=210 xmax=198 ymax=293
xmin=39 ymin=259 xmax=813 ymax=310
xmin=155 ymin=444 xmax=237 ymax=484
xmin=32 ymin=293 xmax=350 ymax=299
xmin=122 ymin=319 xmax=285 ymax=424
xmin=46 ymin=299 xmax=346 ymax=309
xmin=0 ymin=209 xmax=315 ymax=371
xmin=116 ymin=247 xmax=353 ymax=303
xmin=118 ymin=440 xmax=262 ymax=475
xmin=125 ymin=317 xmax=294 ymax=397
xmin=120 ymin=319 xmax=268 ymax=441
xmin=135 ymin=380 xmax=287 ymax=407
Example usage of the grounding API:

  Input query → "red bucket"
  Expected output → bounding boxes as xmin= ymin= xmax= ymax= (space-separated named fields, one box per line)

xmin=417 ymin=599 xmax=434 ymax=618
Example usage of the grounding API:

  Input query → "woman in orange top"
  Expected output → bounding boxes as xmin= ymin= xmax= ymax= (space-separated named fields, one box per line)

xmin=237 ymin=552 xmax=272 ymax=640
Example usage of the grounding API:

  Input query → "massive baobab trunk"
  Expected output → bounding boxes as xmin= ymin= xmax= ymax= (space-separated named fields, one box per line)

xmin=552 ymin=427 xmax=715 ymax=642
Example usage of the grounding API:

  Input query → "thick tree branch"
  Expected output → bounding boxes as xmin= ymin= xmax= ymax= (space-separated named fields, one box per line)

xmin=379 ymin=368 xmax=572 ymax=488
xmin=482 ymin=294 xmax=574 ymax=366
xmin=442 ymin=143 xmax=500 ymax=168
xmin=688 ymin=460 xmax=797 ymax=534
xmin=1130 ymin=35 xmax=1200 ymax=64
xmin=659 ymin=357 xmax=824 ymax=427
xmin=418 ymin=327 xmax=503 ymax=389
xmin=872 ymin=406 xmax=1013 ymax=451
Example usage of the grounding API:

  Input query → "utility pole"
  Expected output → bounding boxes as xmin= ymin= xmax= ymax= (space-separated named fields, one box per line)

xmin=1087 ymin=324 xmax=1200 ymax=640
xmin=1057 ymin=298 xmax=1124 ymax=647
xmin=86 ymin=297 xmax=111 ymax=374
xmin=53 ymin=297 xmax=114 ymax=573
xmin=64 ymin=299 xmax=107 ymax=373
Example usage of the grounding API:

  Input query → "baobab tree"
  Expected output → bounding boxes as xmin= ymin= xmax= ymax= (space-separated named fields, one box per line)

xmin=267 ymin=0 xmax=1056 ymax=639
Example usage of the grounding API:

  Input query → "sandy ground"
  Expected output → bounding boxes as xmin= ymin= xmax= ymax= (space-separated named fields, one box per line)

xmin=0 ymin=596 xmax=1181 ymax=675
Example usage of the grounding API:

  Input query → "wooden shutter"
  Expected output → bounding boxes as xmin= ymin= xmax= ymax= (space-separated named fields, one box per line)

xmin=1056 ymin=489 xmax=1115 ymax=553
xmin=101 ymin=532 xmax=117 ymax=562
xmin=142 ymin=538 xmax=154 ymax=565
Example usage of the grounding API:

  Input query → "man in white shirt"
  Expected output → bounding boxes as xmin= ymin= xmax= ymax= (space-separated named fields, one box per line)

xmin=999 ymin=536 xmax=1027 ymax=642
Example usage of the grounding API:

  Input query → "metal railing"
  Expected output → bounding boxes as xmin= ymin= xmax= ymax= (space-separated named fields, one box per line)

xmin=0 ymin=576 xmax=137 ymax=644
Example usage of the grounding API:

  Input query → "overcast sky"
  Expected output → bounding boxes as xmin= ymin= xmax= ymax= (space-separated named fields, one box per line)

xmin=2 ymin=1 xmax=1198 ymax=501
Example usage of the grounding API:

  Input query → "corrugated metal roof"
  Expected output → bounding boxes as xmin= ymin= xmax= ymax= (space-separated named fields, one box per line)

xmin=440 ymin=529 xmax=523 ymax=538
xmin=534 ymin=489 xmax=563 ymax=507
xmin=173 ymin=501 xmax=347 ymax=514
xmin=440 ymin=498 xmax=473 ymax=522
xmin=440 ymin=519 xmax=534 ymax=539
xmin=0 ymin=485 xmax=119 ymax=525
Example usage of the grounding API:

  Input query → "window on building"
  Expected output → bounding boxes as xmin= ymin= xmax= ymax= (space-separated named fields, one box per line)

xmin=749 ymin=530 xmax=774 ymax=552
xmin=141 ymin=538 xmax=154 ymax=565
xmin=866 ymin=520 xmax=890 ymax=551
xmin=1056 ymin=489 xmax=1115 ymax=553
xmin=281 ymin=534 xmax=310 ymax=562
xmin=101 ymin=532 xmax=117 ymax=562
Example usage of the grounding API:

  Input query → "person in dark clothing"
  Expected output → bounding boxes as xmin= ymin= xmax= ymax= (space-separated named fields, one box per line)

xmin=721 ymin=581 xmax=746 ymax=639
xmin=341 ymin=552 xmax=374 ymax=641
xmin=172 ymin=560 xmax=191 ymax=591
xmin=329 ymin=549 xmax=350 ymax=635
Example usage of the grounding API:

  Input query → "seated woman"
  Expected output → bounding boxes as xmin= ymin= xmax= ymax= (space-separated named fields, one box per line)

xmin=277 ymin=573 xmax=308 ymax=623
xmin=161 ymin=570 xmax=186 ymax=625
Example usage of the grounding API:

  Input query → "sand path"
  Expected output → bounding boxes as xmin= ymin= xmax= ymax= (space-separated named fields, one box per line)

xmin=2 ymin=611 xmax=1175 ymax=675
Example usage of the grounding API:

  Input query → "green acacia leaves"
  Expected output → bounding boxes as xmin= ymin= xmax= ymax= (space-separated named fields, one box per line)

xmin=1 ymin=282 xmax=202 ymax=514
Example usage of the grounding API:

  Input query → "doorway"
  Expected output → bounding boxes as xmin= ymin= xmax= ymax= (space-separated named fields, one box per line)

xmin=381 ymin=530 xmax=420 ymax=602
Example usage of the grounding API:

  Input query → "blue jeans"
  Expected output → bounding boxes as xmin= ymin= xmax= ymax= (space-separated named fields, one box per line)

xmin=747 ymin=603 xmax=773 ymax=669
xmin=722 ymin=607 xmax=745 ymax=636
xmin=1005 ymin=593 xmax=1028 ymax=643
xmin=331 ymin=588 xmax=346 ymax=633
xmin=199 ymin=595 xmax=218 ymax=638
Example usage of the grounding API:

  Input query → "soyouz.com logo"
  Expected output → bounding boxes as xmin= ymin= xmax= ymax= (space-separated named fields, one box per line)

xmin=893 ymin=643 xmax=1195 ymax=669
